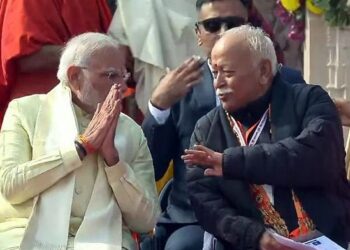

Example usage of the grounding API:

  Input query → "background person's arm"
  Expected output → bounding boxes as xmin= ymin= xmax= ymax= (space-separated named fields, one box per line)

xmin=17 ymin=45 xmax=62 ymax=73
xmin=334 ymin=98 xmax=350 ymax=127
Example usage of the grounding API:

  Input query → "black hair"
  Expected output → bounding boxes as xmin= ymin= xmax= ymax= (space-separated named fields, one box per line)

xmin=195 ymin=0 xmax=252 ymax=10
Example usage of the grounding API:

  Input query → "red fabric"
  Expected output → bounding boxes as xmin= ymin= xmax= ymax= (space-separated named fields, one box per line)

xmin=0 ymin=0 xmax=112 ymax=125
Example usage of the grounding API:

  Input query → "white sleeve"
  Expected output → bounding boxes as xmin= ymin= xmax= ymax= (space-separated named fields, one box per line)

xmin=104 ymin=131 xmax=160 ymax=233
xmin=148 ymin=101 xmax=170 ymax=124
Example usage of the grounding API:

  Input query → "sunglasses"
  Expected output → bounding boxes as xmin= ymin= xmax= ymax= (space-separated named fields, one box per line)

xmin=196 ymin=16 xmax=246 ymax=33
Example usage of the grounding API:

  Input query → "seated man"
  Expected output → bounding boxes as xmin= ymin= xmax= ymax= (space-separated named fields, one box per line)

xmin=142 ymin=1 xmax=305 ymax=249
xmin=0 ymin=33 xmax=159 ymax=250
xmin=184 ymin=25 xmax=350 ymax=249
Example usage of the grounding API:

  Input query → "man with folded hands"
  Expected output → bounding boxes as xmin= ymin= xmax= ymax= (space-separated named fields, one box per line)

xmin=0 ymin=32 xmax=159 ymax=250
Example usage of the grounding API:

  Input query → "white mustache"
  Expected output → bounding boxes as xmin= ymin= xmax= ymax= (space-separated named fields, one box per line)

xmin=216 ymin=88 xmax=233 ymax=95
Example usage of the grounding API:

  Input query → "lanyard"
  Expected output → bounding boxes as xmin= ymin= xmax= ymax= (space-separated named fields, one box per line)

xmin=225 ymin=108 xmax=315 ymax=238
xmin=227 ymin=109 xmax=269 ymax=147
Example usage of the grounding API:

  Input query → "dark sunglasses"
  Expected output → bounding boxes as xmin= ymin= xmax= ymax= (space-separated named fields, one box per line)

xmin=196 ymin=16 xmax=246 ymax=33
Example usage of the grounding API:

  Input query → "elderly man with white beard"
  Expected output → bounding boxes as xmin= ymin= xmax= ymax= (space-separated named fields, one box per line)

xmin=184 ymin=25 xmax=350 ymax=249
xmin=0 ymin=32 xmax=159 ymax=250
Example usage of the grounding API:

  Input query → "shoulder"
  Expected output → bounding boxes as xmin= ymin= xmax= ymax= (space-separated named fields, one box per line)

xmin=9 ymin=94 xmax=45 ymax=107
xmin=279 ymin=65 xmax=305 ymax=84
xmin=274 ymin=72 xmax=327 ymax=101
xmin=6 ymin=94 xmax=45 ymax=118
xmin=283 ymin=82 xmax=338 ymax=123
xmin=277 ymin=67 xmax=331 ymax=102
xmin=290 ymin=83 xmax=330 ymax=103
xmin=2 ymin=94 xmax=46 ymax=133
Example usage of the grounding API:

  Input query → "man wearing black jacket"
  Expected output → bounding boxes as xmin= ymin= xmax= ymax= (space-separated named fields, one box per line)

xmin=183 ymin=25 xmax=350 ymax=249
xmin=142 ymin=0 xmax=306 ymax=249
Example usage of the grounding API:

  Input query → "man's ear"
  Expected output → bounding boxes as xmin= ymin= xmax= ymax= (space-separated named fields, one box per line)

xmin=259 ymin=59 xmax=273 ymax=86
xmin=67 ymin=66 xmax=82 ymax=92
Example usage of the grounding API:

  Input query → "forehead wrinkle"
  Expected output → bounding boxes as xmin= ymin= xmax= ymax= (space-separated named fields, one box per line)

xmin=104 ymin=67 xmax=118 ymax=71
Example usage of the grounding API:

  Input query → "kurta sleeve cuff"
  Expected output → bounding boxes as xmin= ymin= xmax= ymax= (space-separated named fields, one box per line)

xmin=104 ymin=160 xmax=158 ymax=232
xmin=59 ymin=142 xmax=82 ymax=172
xmin=148 ymin=101 xmax=170 ymax=125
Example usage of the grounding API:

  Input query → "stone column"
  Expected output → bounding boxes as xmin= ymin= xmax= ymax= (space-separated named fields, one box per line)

xmin=304 ymin=11 xmax=350 ymax=145
xmin=304 ymin=12 xmax=350 ymax=99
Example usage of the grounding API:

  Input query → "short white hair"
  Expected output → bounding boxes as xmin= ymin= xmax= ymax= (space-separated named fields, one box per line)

xmin=225 ymin=24 xmax=277 ymax=75
xmin=57 ymin=32 xmax=120 ymax=85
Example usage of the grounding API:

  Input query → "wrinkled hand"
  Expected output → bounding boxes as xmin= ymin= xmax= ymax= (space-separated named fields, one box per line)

xmin=100 ymin=84 xmax=123 ymax=166
xmin=81 ymin=84 xmax=121 ymax=164
xmin=150 ymin=56 xmax=203 ymax=110
xmin=259 ymin=231 xmax=299 ymax=250
xmin=182 ymin=145 xmax=223 ymax=176
xmin=334 ymin=98 xmax=350 ymax=127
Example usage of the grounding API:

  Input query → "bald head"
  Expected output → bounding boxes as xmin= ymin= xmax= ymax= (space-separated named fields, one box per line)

xmin=212 ymin=24 xmax=277 ymax=74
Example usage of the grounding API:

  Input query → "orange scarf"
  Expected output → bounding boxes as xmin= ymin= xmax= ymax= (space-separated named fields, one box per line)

xmin=225 ymin=110 xmax=315 ymax=238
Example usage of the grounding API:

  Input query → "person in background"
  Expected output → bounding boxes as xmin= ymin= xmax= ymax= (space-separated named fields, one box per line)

xmin=334 ymin=98 xmax=350 ymax=180
xmin=142 ymin=0 xmax=305 ymax=249
xmin=0 ymin=32 xmax=159 ymax=250
xmin=184 ymin=25 xmax=350 ymax=249
xmin=108 ymin=0 xmax=202 ymax=115
xmin=0 ymin=0 xmax=112 ymax=126
xmin=334 ymin=98 xmax=350 ymax=127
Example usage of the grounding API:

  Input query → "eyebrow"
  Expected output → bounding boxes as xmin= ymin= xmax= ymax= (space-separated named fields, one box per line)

xmin=103 ymin=67 xmax=118 ymax=72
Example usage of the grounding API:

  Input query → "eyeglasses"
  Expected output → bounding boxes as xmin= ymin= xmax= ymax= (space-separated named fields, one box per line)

xmin=79 ymin=66 xmax=130 ymax=82
xmin=196 ymin=16 xmax=246 ymax=33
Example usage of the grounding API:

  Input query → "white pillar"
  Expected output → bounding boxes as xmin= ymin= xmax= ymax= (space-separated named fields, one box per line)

xmin=304 ymin=11 xmax=350 ymax=142
xmin=304 ymin=12 xmax=350 ymax=98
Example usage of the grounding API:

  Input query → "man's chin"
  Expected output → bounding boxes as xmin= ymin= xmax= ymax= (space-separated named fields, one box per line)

xmin=222 ymin=103 xmax=233 ymax=112
xmin=222 ymin=102 xmax=241 ymax=113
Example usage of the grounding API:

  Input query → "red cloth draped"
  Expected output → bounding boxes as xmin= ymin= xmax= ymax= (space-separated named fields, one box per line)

xmin=0 ymin=0 xmax=112 ymax=125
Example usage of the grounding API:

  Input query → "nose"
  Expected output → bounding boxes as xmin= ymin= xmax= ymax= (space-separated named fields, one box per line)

xmin=219 ymin=24 xmax=229 ymax=35
xmin=214 ymin=73 xmax=225 ymax=89
xmin=120 ymin=80 xmax=128 ymax=95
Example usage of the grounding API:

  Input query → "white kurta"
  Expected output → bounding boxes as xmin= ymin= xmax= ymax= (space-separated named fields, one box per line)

xmin=0 ymin=84 xmax=160 ymax=249
xmin=108 ymin=0 xmax=203 ymax=113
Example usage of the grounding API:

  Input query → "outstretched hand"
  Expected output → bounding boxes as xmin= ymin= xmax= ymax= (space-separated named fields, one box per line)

xmin=182 ymin=144 xmax=223 ymax=176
